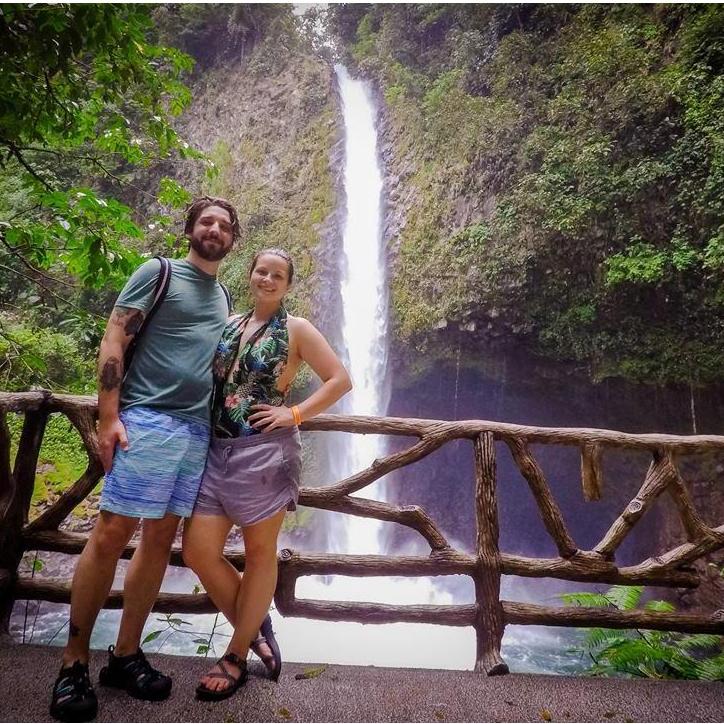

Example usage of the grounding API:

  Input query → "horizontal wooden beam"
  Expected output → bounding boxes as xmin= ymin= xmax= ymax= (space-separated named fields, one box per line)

xmin=23 ymin=532 xmax=475 ymax=575
xmin=23 ymin=532 xmax=700 ymax=587
xmin=4 ymin=391 xmax=724 ymax=451
xmin=502 ymin=601 xmax=724 ymax=634
xmin=276 ymin=597 xmax=478 ymax=626
xmin=499 ymin=553 xmax=699 ymax=588
xmin=24 ymin=529 xmax=218 ymax=569
xmin=14 ymin=577 xmax=215 ymax=613
xmin=14 ymin=578 xmax=724 ymax=634
xmin=277 ymin=549 xmax=476 ymax=576
xmin=14 ymin=576 xmax=478 ymax=624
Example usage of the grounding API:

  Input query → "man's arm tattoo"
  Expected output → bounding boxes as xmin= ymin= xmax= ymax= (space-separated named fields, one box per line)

xmin=111 ymin=308 xmax=145 ymax=337
xmin=99 ymin=356 xmax=122 ymax=391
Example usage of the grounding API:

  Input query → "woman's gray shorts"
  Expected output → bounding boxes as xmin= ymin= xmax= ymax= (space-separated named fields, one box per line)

xmin=194 ymin=426 xmax=301 ymax=527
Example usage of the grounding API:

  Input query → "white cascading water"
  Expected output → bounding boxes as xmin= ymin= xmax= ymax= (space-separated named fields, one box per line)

xmin=332 ymin=62 xmax=389 ymax=553
xmin=279 ymin=65 xmax=478 ymax=669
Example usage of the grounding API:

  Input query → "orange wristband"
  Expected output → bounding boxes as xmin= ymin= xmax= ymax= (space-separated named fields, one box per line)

xmin=291 ymin=405 xmax=302 ymax=426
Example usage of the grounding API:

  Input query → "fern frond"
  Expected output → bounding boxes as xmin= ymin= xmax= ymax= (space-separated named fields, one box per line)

xmin=676 ymin=634 xmax=723 ymax=651
xmin=584 ymin=627 xmax=630 ymax=651
xmin=560 ymin=592 xmax=612 ymax=608
xmin=666 ymin=651 xmax=702 ymax=680
xmin=694 ymin=653 xmax=724 ymax=681
xmin=605 ymin=585 xmax=642 ymax=611
xmin=604 ymin=639 xmax=661 ymax=668
xmin=562 ymin=586 xmax=723 ymax=681
xmin=644 ymin=599 xmax=676 ymax=613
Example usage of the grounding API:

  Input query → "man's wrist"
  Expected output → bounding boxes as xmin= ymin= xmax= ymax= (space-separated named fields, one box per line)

xmin=98 ymin=410 xmax=120 ymax=425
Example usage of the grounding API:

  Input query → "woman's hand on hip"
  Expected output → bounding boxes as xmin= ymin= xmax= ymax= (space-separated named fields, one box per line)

xmin=248 ymin=404 xmax=295 ymax=431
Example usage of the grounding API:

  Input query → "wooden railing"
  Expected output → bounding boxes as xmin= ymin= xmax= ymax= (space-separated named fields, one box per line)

xmin=1 ymin=390 xmax=723 ymax=674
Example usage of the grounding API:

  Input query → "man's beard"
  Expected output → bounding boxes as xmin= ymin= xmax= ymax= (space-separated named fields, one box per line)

xmin=190 ymin=235 xmax=232 ymax=262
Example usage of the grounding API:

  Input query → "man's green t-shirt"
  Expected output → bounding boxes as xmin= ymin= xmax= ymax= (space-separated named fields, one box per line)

xmin=115 ymin=258 xmax=228 ymax=427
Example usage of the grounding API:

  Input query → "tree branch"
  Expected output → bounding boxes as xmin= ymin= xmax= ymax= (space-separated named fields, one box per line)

xmin=0 ymin=233 xmax=77 ymax=288
xmin=4 ymin=144 xmax=52 ymax=191
xmin=0 ymin=262 xmax=103 ymax=319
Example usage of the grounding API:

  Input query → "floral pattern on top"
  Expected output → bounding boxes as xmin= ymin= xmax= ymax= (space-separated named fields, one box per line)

xmin=212 ymin=306 xmax=289 ymax=437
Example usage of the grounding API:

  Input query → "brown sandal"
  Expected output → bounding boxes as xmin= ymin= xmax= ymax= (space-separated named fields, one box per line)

xmin=195 ymin=652 xmax=248 ymax=701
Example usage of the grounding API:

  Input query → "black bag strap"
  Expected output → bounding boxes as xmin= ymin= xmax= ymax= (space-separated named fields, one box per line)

xmin=219 ymin=282 xmax=232 ymax=314
xmin=122 ymin=256 xmax=172 ymax=373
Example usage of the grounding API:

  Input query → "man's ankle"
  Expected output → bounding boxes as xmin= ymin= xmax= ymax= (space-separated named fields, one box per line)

xmin=112 ymin=643 xmax=138 ymax=658
xmin=61 ymin=652 xmax=88 ymax=669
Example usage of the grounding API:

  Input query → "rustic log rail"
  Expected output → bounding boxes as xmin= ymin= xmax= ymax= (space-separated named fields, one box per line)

xmin=1 ymin=390 xmax=723 ymax=673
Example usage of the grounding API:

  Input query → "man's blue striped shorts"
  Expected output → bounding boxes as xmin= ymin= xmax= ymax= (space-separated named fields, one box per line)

xmin=100 ymin=406 xmax=210 ymax=519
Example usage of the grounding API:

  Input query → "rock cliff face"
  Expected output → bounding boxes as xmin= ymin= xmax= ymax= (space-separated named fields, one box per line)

xmin=168 ymin=22 xmax=342 ymax=325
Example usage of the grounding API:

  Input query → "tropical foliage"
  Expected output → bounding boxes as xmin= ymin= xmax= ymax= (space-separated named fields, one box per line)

xmin=0 ymin=4 xmax=202 ymax=292
xmin=562 ymin=585 xmax=724 ymax=680
xmin=2 ymin=5 xmax=333 ymax=498
xmin=0 ymin=4 xmax=213 ymax=402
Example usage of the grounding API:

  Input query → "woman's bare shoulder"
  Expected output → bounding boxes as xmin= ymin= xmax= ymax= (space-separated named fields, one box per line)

xmin=286 ymin=315 xmax=315 ymax=332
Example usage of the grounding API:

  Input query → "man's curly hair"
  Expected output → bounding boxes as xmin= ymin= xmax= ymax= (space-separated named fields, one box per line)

xmin=184 ymin=196 xmax=240 ymax=241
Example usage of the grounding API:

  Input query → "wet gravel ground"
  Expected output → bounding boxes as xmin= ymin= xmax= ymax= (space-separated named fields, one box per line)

xmin=1 ymin=639 xmax=723 ymax=722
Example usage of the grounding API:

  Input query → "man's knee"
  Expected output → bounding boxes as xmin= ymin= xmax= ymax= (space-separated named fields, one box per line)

xmin=141 ymin=515 xmax=180 ymax=551
xmin=92 ymin=514 xmax=136 ymax=559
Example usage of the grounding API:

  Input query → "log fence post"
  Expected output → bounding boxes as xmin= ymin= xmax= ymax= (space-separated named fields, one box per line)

xmin=472 ymin=432 xmax=509 ymax=675
xmin=0 ymin=400 xmax=49 ymax=632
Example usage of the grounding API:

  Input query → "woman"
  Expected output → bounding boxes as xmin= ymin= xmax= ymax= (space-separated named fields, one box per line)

xmin=182 ymin=248 xmax=352 ymax=701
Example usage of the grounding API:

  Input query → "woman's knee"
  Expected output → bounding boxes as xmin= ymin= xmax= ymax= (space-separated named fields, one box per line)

xmin=182 ymin=533 xmax=224 ymax=572
xmin=181 ymin=540 xmax=203 ymax=571
xmin=243 ymin=539 xmax=278 ymax=569
xmin=182 ymin=515 xmax=233 ymax=571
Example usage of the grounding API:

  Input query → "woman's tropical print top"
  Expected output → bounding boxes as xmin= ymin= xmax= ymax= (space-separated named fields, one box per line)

xmin=213 ymin=306 xmax=289 ymax=437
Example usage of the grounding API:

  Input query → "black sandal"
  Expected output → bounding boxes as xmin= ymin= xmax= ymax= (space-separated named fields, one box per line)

xmin=250 ymin=613 xmax=282 ymax=681
xmin=195 ymin=652 xmax=248 ymax=702
xmin=50 ymin=661 xmax=98 ymax=722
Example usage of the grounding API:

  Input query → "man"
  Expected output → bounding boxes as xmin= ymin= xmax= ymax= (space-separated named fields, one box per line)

xmin=50 ymin=197 xmax=238 ymax=722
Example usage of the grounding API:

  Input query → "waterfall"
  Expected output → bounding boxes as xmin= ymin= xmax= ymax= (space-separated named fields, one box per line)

xmin=332 ymin=63 xmax=389 ymax=553
xmin=289 ymin=64 xmax=472 ymax=669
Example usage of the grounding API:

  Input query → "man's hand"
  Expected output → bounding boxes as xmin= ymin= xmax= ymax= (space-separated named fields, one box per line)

xmin=97 ymin=417 xmax=129 ymax=473
xmin=248 ymin=404 xmax=294 ymax=432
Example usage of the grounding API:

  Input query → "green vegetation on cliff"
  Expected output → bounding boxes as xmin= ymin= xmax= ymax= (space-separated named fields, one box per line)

xmin=332 ymin=4 xmax=724 ymax=384
xmin=160 ymin=7 xmax=338 ymax=319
